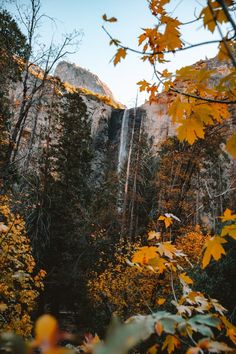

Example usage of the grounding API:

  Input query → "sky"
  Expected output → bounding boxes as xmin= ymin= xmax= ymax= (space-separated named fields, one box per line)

xmin=5 ymin=0 xmax=224 ymax=107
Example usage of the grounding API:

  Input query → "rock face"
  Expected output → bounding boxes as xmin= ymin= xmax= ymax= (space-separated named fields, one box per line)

xmin=54 ymin=61 xmax=116 ymax=101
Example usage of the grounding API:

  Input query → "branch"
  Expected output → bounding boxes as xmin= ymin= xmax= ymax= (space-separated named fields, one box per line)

xmin=102 ymin=25 xmax=232 ymax=57
xmin=170 ymin=87 xmax=236 ymax=104
xmin=216 ymin=0 xmax=236 ymax=34
xmin=208 ymin=0 xmax=236 ymax=68
xmin=153 ymin=65 xmax=236 ymax=104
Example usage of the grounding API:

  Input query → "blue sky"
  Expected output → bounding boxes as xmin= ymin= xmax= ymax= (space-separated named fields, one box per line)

xmin=6 ymin=0 xmax=223 ymax=106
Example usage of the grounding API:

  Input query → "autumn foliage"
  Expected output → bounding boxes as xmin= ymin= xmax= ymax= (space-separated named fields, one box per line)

xmin=0 ymin=195 xmax=45 ymax=336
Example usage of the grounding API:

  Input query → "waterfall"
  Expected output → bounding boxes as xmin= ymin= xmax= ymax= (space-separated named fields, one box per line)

xmin=117 ymin=109 xmax=129 ymax=174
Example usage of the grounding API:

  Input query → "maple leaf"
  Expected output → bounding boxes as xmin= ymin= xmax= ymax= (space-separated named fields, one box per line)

xmin=132 ymin=246 xmax=158 ymax=265
xmin=102 ymin=14 xmax=117 ymax=22
xmin=202 ymin=236 xmax=227 ymax=269
xmin=113 ymin=48 xmax=127 ymax=66
xmin=137 ymin=80 xmax=150 ymax=92
xmin=147 ymin=230 xmax=161 ymax=241
xmin=177 ymin=115 xmax=205 ymax=145
xmin=179 ymin=272 xmax=193 ymax=285
xmin=200 ymin=5 xmax=216 ymax=33
xmin=158 ymin=215 xmax=173 ymax=228
xmin=219 ymin=208 xmax=236 ymax=222
xmin=157 ymin=242 xmax=176 ymax=259
xmin=162 ymin=335 xmax=180 ymax=354
xmin=168 ymin=98 xmax=192 ymax=123
xmin=149 ymin=255 xmax=167 ymax=273
xmin=221 ymin=224 xmax=236 ymax=240
xmin=226 ymin=132 xmax=236 ymax=158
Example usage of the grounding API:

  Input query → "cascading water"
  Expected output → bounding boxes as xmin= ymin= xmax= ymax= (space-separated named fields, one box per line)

xmin=117 ymin=109 xmax=129 ymax=174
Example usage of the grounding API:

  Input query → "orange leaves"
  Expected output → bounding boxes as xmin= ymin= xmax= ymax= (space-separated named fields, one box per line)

xmin=167 ymin=64 xmax=231 ymax=145
xmin=200 ymin=1 xmax=229 ymax=33
xmin=177 ymin=115 xmax=205 ymax=145
xmin=137 ymin=1 xmax=182 ymax=63
xmin=168 ymin=97 xmax=192 ymax=123
xmin=219 ymin=208 xmax=236 ymax=222
xmin=147 ymin=230 xmax=161 ymax=241
xmin=220 ymin=208 xmax=236 ymax=239
xmin=158 ymin=215 xmax=173 ymax=228
xmin=169 ymin=97 xmax=230 ymax=145
xmin=0 ymin=195 xmax=46 ymax=336
xmin=132 ymin=246 xmax=158 ymax=265
xmin=113 ymin=48 xmax=127 ymax=66
xmin=137 ymin=80 xmax=150 ymax=92
xmin=221 ymin=225 xmax=236 ymax=240
xmin=202 ymin=236 xmax=227 ymax=269
xmin=201 ymin=209 xmax=236 ymax=268
xmin=179 ymin=272 xmax=193 ymax=285
xmin=157 ymin=242 xmax=176 ymax=259
xmin=162 ymin=335 xmax=180 ymax=354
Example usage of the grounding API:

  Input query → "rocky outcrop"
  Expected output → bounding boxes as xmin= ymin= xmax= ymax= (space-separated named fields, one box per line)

xmin=55 ymin=61 xmax=116 ymax=103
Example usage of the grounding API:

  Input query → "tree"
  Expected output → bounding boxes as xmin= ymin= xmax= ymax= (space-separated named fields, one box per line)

xmin=0 ymin=9 xmax=28 ymax=180
xmin=96 ymin=2 xmax=236 ymax=352
xmin=3 ymin=0 xmax=82 ymax=169
xmin=103 ymin=0 xmax=236 ymax=157
xmin=39 ymin=90 xmax=93 ymax=318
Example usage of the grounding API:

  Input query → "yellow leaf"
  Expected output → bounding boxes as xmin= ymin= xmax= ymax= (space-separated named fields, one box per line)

xmin=219 ymin=208 xmax=236 ymax=222
xmin=221 ymin=224 xmax=236 ymax=240
xmin=137 ymin=80 xmax=150 ymax=92
xmin=102 ymin=14 xmax=117 ymax=22
xmin=149 ymin=255 xmax=167 ymax=273
xmin=168 ymin=98 xmax=192 ymax=123
xmin=156 ymin=298 xmax=166 ymax=305
xmin=147 ymin=230 xmax=161 ymax=241
xmin=157 ymin=242 xmax=176 ymax=259
xmin=179 ymin=272 xmax=193 ymax=285
xmin=200 ymin=5 xmax=216 ymax=33
xmin=202 ymin=236 xmax=227 ymax=269
xmin=177 ymin=116 xmax=204 ymax=145
xmin=132 ymin=246 xmax=158 ymax=265
xmin=158 ymin=215 xmax=173 ymax=228
xmin=226 ymin=132 xmax=236 ymax=158
xmin=114 ymin=48 xmax=127 ymax=66
xmin=162 ymin=335 xmax=180 ymax=354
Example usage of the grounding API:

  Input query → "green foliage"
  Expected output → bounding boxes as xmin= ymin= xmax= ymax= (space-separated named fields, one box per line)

xmin=0 ymin=10 xmax=28 ymax=90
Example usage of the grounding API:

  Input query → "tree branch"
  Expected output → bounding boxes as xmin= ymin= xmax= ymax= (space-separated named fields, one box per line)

xmin=102 ymin=25 xmax=232 ymax=57
xmin=153 ymin=65 xmax=236 ymax=104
